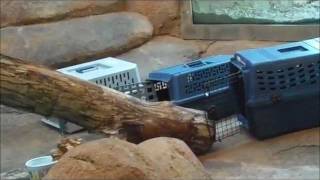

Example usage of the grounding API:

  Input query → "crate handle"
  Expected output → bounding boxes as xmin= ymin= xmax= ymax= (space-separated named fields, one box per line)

xmin=186 ymin=61 xmax=205 ymax=68
xmin=278 ymin=46 xmax=308 ymax=53
xmin=75 ymin=66 xmax=98 ymax=73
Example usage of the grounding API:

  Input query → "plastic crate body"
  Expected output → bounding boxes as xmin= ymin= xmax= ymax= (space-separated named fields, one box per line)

xmin=181 ymin=87 xmax=239 ymax=120
xmin=148 ymin=55 xmax=239 ymax=119
xmin=232 ymin=38 xmax=320 ymax=139
xmin=58 ymin=57 xmax=141 ymax=88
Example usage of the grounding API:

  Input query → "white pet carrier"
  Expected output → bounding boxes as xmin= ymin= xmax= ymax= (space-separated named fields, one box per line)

xmin=41 ymin=57 xmax=141 ymax=133
xmin=57 ymin=57 xmax=141 ymax=88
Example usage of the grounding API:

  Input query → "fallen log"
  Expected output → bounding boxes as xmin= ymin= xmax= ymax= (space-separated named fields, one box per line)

xmin=0 ymin=55 xmax=214 ymax=154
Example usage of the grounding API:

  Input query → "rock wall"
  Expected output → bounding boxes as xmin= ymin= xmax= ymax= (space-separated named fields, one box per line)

xmin=0 ymin=0 xmax=281 ymax=70
xmin=125 ymin=0 xmax=181 ymax=36
xmin=1 ymin=0 xmax=181 ymax=35
xmin=0 ymin=0 xmax=183 ymax=67
xmin=1 ymin=12 xmax=153 ymax=67
xmin=1 ymin=0 xmax=126 ymax=27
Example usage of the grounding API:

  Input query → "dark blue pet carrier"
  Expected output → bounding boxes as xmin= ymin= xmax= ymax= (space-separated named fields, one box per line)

xmin=148 ymin=55 xmax=241 ymax=120
xmin=232 ymin=37 xmax=320 ymax=139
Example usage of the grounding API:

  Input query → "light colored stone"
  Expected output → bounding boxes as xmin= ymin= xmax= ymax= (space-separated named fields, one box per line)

xmin=126 ymin=0 xmax=180 ymax=36
xmin=118 ymin=36 xmax=213 ymax=80
xmin=139 ymin=137 xmax=212 ymax=180
xmin=202 ymin=40 xmax=283 ymax=57
xmin=45 ymin=138 xmax=160 ymax=180
xmin=45 ymin=137 xmax=211 ymax=180
xmin=0 ymin=0 xmax=125 ymax=27
xmin=0 ymin=12 xmax=153 ymax=67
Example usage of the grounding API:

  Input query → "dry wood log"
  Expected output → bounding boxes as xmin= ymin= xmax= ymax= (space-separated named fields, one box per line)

xmin=0 ymin=55 xmax=215 ymax=154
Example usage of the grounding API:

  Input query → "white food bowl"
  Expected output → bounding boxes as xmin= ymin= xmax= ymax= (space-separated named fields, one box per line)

xmin=25 ymin=156 xmax=57 ymax=180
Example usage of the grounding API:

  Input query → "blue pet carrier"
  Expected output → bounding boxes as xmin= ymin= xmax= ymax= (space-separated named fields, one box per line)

xmin=148 ymin=55 xmax=241 ymax=120
xmin=232 ymin=37 xmax=320 ymax=139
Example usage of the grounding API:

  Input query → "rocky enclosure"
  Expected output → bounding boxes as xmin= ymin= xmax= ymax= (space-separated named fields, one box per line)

xmin=1 ymin=0 xmax=180 ymax=35
xmin=0 ymin=1 xmax=284 ymax=179
xmin=0 ymin=0 xmax=280 ymax=68
xmin=126 ymin=0 xmax=181 ymax=36
xmin=1 ymin=0 xmax=125 ymax=27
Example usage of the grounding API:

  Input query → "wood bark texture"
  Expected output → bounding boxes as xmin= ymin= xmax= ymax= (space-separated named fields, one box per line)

xmin=0 ymin=56 xmax=215 ymax=154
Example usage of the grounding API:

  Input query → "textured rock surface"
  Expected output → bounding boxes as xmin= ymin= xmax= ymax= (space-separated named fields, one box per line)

xmin=118 ymin=36 xmax=213 ymax=80
xmin=45 ymin=138 xmax=211 ymax=180
xmin=200 ymin=128 xmax=320 ymax=180
xmin=201 ymin=40 xmax=282 ymax=57
xmin=45 ymin=138 xmax=160 ymax=180
xmin=0 ymin=12 xmax=153 ymax=68
xmin=126 ymin=0 xmax=180 ymax=36
xmin=139 ymin=137 xmax=212 ymax=180
xmin=0 ymin=0 xmax=125 ymax=27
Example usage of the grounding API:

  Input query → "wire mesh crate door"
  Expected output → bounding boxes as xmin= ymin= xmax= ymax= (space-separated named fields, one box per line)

xmin=215 ymin=115 xmax=242 ymax=141
xmin=206 ymin=72 xmax=243 ymax=141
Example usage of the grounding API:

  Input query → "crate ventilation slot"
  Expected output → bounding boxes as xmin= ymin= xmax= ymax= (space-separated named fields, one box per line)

xmin=256 ymin=62 xmax=319 ymax=92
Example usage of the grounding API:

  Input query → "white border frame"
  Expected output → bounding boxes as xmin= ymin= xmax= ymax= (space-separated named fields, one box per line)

xmin=181 ymin=0 xmax=320 ymax=41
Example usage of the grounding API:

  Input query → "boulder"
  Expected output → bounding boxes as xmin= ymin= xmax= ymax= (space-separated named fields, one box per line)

xmin=139 ymin=137 xmax=212 ymax=180
xmin=201 ymin=40 xmax=283 ymax=57
xmin=45 ymin=137 xmax=212 ymax=180
xmin=118 ymin=36 xmax=213 ymax=80
xmin=0 ymin=12 xmax=153 ymax=68
xmin=1 ymin=0 xmax=125 ymax=27
xmin=126 ymin=0 xmax=180 ymax=36
xmin=44 ymin=138 xmax=160 ymax=180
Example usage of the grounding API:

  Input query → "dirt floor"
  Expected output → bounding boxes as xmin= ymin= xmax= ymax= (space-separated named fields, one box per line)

xmin=201 ymin=128 xmax=319 ymax=179
xmin=0 ymin=105 xmax=104 ymax=173
xmin=1 ymin=104 xmax=319 ymax=179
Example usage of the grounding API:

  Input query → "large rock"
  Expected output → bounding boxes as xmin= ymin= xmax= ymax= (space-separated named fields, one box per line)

xmin=1 ymin=0 xmax=125 ymax=27
xmin=45 ymin=138 xmax=160 ymax=180
xmin=45 ymin=137 xmax=212 ymax=180
xmin=0 ymin=12 xmax=153 ymax=67
xmin=139 ymin=137 xmax=212 ymax=180
xmin=126 ymin=0 xmax=180 ymax=36
xmin=118 ymin=36 xmax=213 ymax=80
xmin=201 ymin=40 xmax=282 ymax=57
